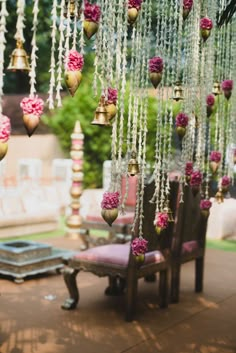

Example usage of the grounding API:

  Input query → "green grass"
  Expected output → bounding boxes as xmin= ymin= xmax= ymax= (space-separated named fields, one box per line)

xmin=206 ymin=239 xmax=236 ymax=252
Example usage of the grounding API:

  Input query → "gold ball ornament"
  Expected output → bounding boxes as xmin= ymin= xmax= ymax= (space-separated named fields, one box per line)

xmin=83 ymin=20 xmax=99 ymax=39
xmin=101 ymin=208 xmax=118 ymax=227
xmin=106 ymin=103 xmax=117 ymax=120
xmin=201 ymin=29 xmax=211 ymax=42
xmin=65 ymin=70 xmax=82 ymax=97
xmin=149 ymin=72 xmax=162 ymax=89
xmin=176 ymin=126 xmax=186 ymax=139
xmin=0 ymin=141 xmax=8 ymax=161
xmin=128 ymin=7 xmax=139 ymax=24
xmin=23 ymin=114 xmax=40 ymax=137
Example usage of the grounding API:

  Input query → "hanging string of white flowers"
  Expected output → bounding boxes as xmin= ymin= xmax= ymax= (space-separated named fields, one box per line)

xmin=65 ymin=1 xmax=72 ymax=58
xmin=0 ymin=0 xmax=8 ymax=119
xmin=72 ymin=0 xmax=78 ymax=50
xmin=14 ymin=0 xmax=25 ymax=43
xmin=56 ymin=0 xmax=66 ymax=107
xmin=29 ymin=0 xmax=39 ymax=98
xmin=47 ymin=0 xmax=58 ymax=109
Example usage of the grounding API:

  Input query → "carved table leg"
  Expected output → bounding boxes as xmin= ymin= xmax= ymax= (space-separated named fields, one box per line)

xmin=61 ymin=267 xmax=79 ymax=310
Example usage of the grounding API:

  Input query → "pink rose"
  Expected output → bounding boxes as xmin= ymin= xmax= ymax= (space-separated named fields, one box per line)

xmin=149 ymin=57 xmax=164 ymax=73
xmin=0 ymin=115 xmax=11 ymax=142
xmin=183 ymin=0 xmax=193 ymax=10
xmin=210 ymin=151 xmax=221 ymax=163
xmin=200 ymin=199 xmax=212 ymax=210
xmin=101 ymin=191 xmax=119 ymax=209
xmin=155 ymin=212 xmax=168 ymax=229
xmin=65 ymin=50 xmax=84 ymax=71
xmin=185 ymin=161 xmax=193 ymax=176
xmin=221 ymin=80 xmax=233 ymax=91
xmin=84 ymin=1 xmax=101 ymax=23
xmin=20 ymin=96 xmax=44 ymax=117
xmin=175 ymin=113 xmax=189 ymax=127
xmin=206 ymin=94 xmax=215 ymax=106
xmin=131 ymin=237 xmax=148 ymax=256
xmin=221 ymin=176 xmax=231 ymax=187
xmin=128 ymin=0 xmax=143 ymax=10
xmin=200 ymin=17 xmax=213 ymax=30
xmin=190 ymin=170 xmax=202 ymax=187
xmin=107 ymin=87 xmax=118 ymax=105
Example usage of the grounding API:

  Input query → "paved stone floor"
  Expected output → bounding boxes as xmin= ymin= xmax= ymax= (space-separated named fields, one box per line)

xmin=0 ymin=236 xmax=236 ymax=353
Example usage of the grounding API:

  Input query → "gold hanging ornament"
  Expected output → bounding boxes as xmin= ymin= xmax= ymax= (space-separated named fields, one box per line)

xmin=212 ymin=82 xmax=221 ymax=96
xmin=163 ymin=201 xmax=174 ymax=222
xmin=7 ymin=40 xmax=30 ymax=72
xmin=64 ymin=0 xmax=78 ymax=18
xmin=128 ymin=7 xmax=139 ymax=25
xmin=0 ymin=142 xmax=8 ymax=161
xmin=91 ymin=96 xmax=110 ymax=126
xmin=172 ymin=82 xmax=184 ymax=101
xmin=215 ymin=189 xmax=224 ymax=204
xmin=128 ymin=151 xmax=139 ymax=176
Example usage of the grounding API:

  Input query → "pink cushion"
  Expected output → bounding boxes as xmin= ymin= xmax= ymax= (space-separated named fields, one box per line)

xmin=182 ymin=240 xmax=199 ymax=255
xmin=73 ymin=243 xmax=164 ymax=268
xmin=86 ymin=212 xmax=134 ymax=225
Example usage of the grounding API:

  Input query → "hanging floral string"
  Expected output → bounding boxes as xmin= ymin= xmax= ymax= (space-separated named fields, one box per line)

xmin=29 ymin=0 xmax=39 ymax=98
xmin=79 ymin=0 xmax=85 ymax=54
xmin=14 ymin=0 xmax=26 ymax=43
xmin=0 ymin=0 xmax=8 ymax=118
xmin=65 ymin=0 xmax=72 ymax=57
xmin=72 ymin=0 xmax=78 ymax=50
xmin=47 ymin=0 xmax=58 ymax=109
xmin=56 ymin=0 xmax=66 ymax=107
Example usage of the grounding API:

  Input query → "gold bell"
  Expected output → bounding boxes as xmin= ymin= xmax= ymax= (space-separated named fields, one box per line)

xmin=91 ymin=96 xmax=110 ymax=126
xmin=212 ymin=82 xmax=221 ymax=96
xmin=215 ymin=189 xmax=224 ymax=204
xmin=163 ymin=201 xmax=174 ymax=222
xmin=7 ymin=40 xmax=30 ymax=72
xmin=172 ymin=81 xmax=184 ymax=101
xmin=128 ymin=151 xmax=139 ymax=176
xmin=64 ymin=0 xmax=78 ymax=18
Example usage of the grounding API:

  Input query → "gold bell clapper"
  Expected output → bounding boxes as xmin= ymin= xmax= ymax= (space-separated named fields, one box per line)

xmin=128 ymin=151 xmax=139 ymax=176
xmin=172 ymin=81 xmax=184 ymax=101
xmin=91 ymin=96 xmax=110 ymax=126
xmin=7 ymin=40 xmax=30 ymax=72
xmin=212 ymin=82 xmax=221 ymax=96
xmin=163 ymin=201 xmax=174 ymax=222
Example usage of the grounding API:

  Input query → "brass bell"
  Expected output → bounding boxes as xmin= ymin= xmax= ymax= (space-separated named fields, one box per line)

xmin=64 ymin=0 xmax=78 ymax=18
xmin=172 ymin=81 xmax=184 ymax=101
xmin=91 ymin=96 xmax=110 ymax=126
xmin=163 ymin=201 xmax=174 ymax=222
xmin=7 ymin=40 xmax=30 ymax=72
xmin=212 ymin=82 xmax=221 ymax=96
xmin=128 ymin=151 xmax=139 ymax=176
xmin=215 ymin=189 xmax=224 ymax=204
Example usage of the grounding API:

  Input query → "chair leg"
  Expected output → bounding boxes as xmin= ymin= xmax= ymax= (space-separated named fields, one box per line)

xmin=105 ymin=276 xmax=125 ymax=296
xmin=170 ymin=264 xmax=181 ymax=303
xmin=61 ymin=267 xmax=79 ymax=310
xmin=125 ymin=277 xmax=138 ymax=322
xmin=195 ymin=257 xmax=204 ymax=293
xmin=159 ymin=269 xmax=168 ymax=308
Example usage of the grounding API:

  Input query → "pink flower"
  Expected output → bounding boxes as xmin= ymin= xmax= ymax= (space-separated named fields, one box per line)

xmin=221 ymin=80 xmax=233 ymax=91
xmin=175 ymin=113 xmax=189 ymax=127
xmin=200 ymin=17 xmax=213 ymax=30
xmin=0 ymin=115 xmax=11 ymax=142
xmin=210 ymin=151 xmax=221 ymax=163
xmin=200 ymin=199 xmax=212 ymax=210
xmin=128 ymin=0 xmax=143 ymax=10
xmin=65 ymin=50 xmax=84 ymax=71
xmin=206 ymin=94 xmax=215 ymax=106
xmin=20 ymin=96 xmax=44 ymax=117
xmin=183 ymin=0 xmax=193 ymax=10
xmin=107 ymin=87 xmax=118 ymax=105
xmin=185 ymin=161 xmax=193 ymax=176
xmin=190 ymin=170 xmax=202 ymax=187
xmin=131 ymin=237 xmax=148 ymax=256
xmin=221 ymin=175 xmax=231 ymax=187
xmin=155 ymin=212 xmax=168 ymax=229
xmin=101 ymin=191 xmax=119 ymax=209
xmin=149 ymin=57 xmax=164 ymax=73
xmin=84 ymin=1 xmax=101 ymax=23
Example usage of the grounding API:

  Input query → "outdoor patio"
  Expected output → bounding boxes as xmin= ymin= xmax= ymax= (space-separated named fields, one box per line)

xmin=0 ymin=235 xmax=236 ymax=353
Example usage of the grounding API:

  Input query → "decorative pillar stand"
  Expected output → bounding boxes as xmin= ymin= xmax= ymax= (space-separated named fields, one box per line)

xmin=66 ymin=120 xmax=84 ymax=239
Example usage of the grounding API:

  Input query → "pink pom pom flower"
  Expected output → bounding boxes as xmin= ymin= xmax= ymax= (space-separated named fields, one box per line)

xmin=20 ymin=96 xmax=44 ymax=117
xmin=65 ymin=50 xmax=84 ymax=71
xmin=128 ymin=0 xmax=143 ymax=10
xmin=200 ymin=199 xmax=212 ymax=210
xmin=149 ymin=57 xmax=164 ymax=73
xmin=0 ymin=115 xmax=11 ymax=142
xmin=221 ymin=80 xmax=233 ymax=91
xmin=107 ymin=87 xmax=118 ymax=105
xmin=210 ymin=151 xmax=221 ymax=163
xmin=185 ymin=161 xmax=193 ymax=176
xmin=101 ymin=191 xmax=120 ymax=210
xmin=206 ymin=94 xmax=215 ymax=106
xmin=131 ymin=237 xmax=148 ymax=256
xmin=84 ymin=1 xmax=101 ymax=23
xmin=200 ymin=17 xmax=213 ymax=30
xmin=155 ymin=212 xmax=169 ymax=229
xmin=175 ymin=113 xmax=189 ymax=127
xmin=190 ymin=170 xmax=202 ymax=187
xmin=221 ymin=175 xmax=231 ymax=187
xmin=183 ymin=0 xmax=193 ymax=10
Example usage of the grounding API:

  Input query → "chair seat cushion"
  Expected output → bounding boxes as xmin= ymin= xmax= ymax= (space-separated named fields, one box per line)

xmin=85 ymin=212 xmax=134 ymax=225
xmin=73 ymin=243 xmax=165 ymax=268
xmin=182 ymin=240 xmax=199 ymax=255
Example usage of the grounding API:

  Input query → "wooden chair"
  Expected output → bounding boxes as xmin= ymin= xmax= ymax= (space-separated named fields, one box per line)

xmin=170 ymin=184 xmax=208 ymax=303
xmin=61 ymin=178 xmax=179 ymax=321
